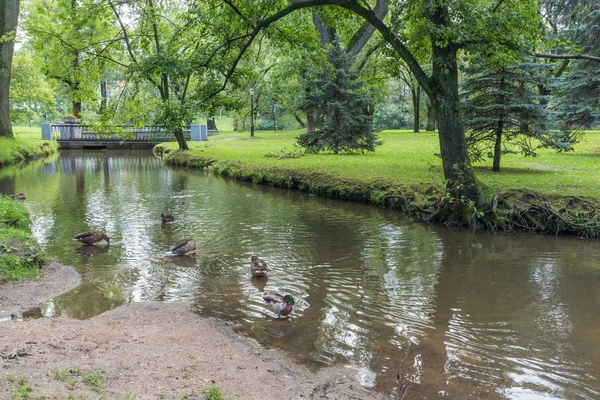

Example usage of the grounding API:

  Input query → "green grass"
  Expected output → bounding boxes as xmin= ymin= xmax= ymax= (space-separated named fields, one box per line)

xmin=158 ymin=129 xmax=600 ymax=199
xmin=205 ymin=384 xmax=230 ymax=400
xmin=0 ymin=126 xmax=59 ymax=166
xmin=0 ymin=197 xmax=45 ymax=283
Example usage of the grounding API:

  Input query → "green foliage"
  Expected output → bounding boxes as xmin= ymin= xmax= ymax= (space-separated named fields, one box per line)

xmin=23 ymin=0 xmax=117 ymax=116
xmin=256 ymin=118 xmax=293 ymax=131
xmin=0 ymin=193 xmax=45 ymax=284
xmin=550 ymin=1 xmax=600 ymax=139
xmin=462 ymin=59 xmax=553 ymax=170
xmin=205 ymin=384 xmax=230 ymax=400
xmin=0 ymin=137 xmax=58 ymax=166
xmin=81 ymin=370 xmax=105 ymax=392
xmin=9 ymin=51 xmax=56 ymax=124
xmin=297 ymin=42 xmax=380 ymax=154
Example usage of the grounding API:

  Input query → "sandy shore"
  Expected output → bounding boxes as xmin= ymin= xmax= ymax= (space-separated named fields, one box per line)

xmin=0 ymin=264 xmax=385 ymax=399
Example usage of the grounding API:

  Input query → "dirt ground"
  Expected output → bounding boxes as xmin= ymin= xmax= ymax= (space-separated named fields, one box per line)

xmin=0 ymin=263 xmax=386 ymax=400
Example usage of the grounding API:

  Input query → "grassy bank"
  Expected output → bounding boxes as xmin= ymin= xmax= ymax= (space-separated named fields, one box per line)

xmin=0 ymin=126 xmax=53 ymax=283
xmin=0 ymin=196 xmax=45 ymax=283
xmin=0 ymin=126 xmax=59 ymax=167
xmin=156 ymin=129 xmax=600 ymax=237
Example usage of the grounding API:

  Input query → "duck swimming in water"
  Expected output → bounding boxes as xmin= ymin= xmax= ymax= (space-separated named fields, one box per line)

xmin=262 ymin=292 xmax=295 ymax=318
xmin=73 ymin=231 xmax=110 ymax=245
xmin=250 ymin=255 xmax=269 ymax=277
xmin=165 ymin=238 xmax=196 ymax=256
xmin=161 ymin=213 xmax=174 ymax=223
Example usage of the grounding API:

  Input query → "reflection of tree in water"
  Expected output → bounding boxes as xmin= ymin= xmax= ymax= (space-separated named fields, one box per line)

xmin=396 ymin=233 xmax=600 ymax=399
xmin=42 ymin=282 xmax=128 ymax=320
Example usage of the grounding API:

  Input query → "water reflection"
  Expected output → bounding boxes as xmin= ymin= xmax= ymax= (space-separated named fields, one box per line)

xmin=6 ymin=150 xmax=599 ymax=398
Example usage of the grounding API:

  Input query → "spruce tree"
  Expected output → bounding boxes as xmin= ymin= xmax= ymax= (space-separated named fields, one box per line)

xmin=550 ymin=1 xmax=600 ymax=145
xmin=462 ymin=62 xmax=552 ymax=172
xmin=297 ymin=42 xmax=381 ymax=154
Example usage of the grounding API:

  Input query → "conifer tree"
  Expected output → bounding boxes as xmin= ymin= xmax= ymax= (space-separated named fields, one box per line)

xmin=297 ymin=42 xmax=380 ymax=154
xmin=550 ymin=1 xmax=600 ymax=146
xmin=462 ymin=62 xmax=551 ymax=172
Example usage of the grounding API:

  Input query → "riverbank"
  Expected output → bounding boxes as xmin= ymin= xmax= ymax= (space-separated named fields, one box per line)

xmin=0 ymin=196 xmax=46 ymax=283
xmin=1 ymin=302 xmax=385 ymax=400
xmin=156 ymin=130 xmax=600 ymax=238
xmin=1 ymin=127 xmax=58 ymax=167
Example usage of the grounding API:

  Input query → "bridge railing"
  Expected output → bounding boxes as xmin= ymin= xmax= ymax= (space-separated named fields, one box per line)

xmin=43 ymin=124 xmax=192 ymax=141
xmin=41 ymin=123 xmax=218 ymax=142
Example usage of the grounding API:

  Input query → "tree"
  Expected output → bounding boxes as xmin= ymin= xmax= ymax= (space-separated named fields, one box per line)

xmin=462 ymin=61 xmax=552 ymax=172
xmin=0 ymin=0 xmax=20 ymax=138
xmin=9 ymin=51 xmax=56 ymax=124
xmin=297 ymin=41 xmax=380 ymax=153
xmin=549 ymin=1 xmax=600 ymax=140
xmin=24 ymin=0 xmax=117 ymax=118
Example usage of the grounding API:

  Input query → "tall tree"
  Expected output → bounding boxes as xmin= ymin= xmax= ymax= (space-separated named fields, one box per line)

xmin=0 ymin=0 xmax=20 ymax=138
xmin=297 ymin=41 xmax=380 ymax=153
xmin=9 ymin=51 xmax=56 ymax=124
xmin=24 ymin=0 xmax=117 ymax=118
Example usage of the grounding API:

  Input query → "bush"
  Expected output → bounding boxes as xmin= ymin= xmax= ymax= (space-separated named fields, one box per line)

xmin=0 ymin=198 xmax=44 ymax=283
xmin=256 ymin=119 xmax=293 ymax=131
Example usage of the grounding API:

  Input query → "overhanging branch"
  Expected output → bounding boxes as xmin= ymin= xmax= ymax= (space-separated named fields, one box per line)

xmin=534 ymin=52 xmax=600 ymax=62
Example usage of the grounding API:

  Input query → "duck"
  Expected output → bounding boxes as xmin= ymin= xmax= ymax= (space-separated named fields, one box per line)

xmin=161 ymin=213 xmax=174 ymax=223
xmin=262 ymin=292 xmax=295 ymax=318
xmin=250 ymin=255 xmax=270 ymax=277
xmin=8 ymin=193 xmax=26 ymax=200
xmin=165 ymin=238 xmax=196 ymax=256
xmin=73 ymin=231 xmax=110 ymax=245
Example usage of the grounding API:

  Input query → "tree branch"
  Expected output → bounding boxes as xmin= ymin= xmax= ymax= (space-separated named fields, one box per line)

xmin=347 ymin=0 xmax=388 ymax=58
xmin=534 ymin=52 xmax=600 ymax=62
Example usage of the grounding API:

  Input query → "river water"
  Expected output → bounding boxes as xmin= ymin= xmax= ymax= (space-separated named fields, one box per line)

xmin=2 ymin=151 xmax=599 ymax=399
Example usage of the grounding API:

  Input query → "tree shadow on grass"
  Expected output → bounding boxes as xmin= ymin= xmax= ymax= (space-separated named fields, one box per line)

xmin=473 ymin=165 xmax=557 ymax=175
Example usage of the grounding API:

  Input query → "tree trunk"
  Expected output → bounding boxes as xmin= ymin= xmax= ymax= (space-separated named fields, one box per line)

xmin=173 ymin=127 xmax=189 ymax=151
xmin=0 ymin=0 xmax=20 ymax=139
xmin=306 ymin=108 xmax=318 ymax=132
xmin=72 ymin=100 xmax=82 ymax=118
xmin=100 ymin=80 xmax=108 ymax=114
xmin=412 ymin=86 xmax=420 ymax=132
xmin=492 ymin=117 xmax=503 ymax=172
xmin=426 ymin=103 xmax=436 ymax=131
xmin=207 ymin=117 xmax=217 ymax=130
xmin=294 ymin=114 xmax=306 ymax=128
xmin=431 ymin=43 xmax=480 ymax=213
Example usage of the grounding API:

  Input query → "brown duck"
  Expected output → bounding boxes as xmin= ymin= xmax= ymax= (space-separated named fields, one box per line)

xmin=161 ymin=213 xmax=174 ymax=223
xmin=73 ymin=231 xmax=110 ymax=245
xmin=165 ymin=239 xmax=196 ymax=256
xmin=250 ymin=256 xmax=270 ymax=277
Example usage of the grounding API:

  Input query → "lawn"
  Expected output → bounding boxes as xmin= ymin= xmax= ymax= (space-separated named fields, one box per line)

xmin=0 ymin=125 xmax=59 ymax=166
xmin=160 ymin=129 xmax=600 ymax=199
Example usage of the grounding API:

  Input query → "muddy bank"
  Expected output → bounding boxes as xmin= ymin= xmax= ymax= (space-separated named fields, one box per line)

xmin=0 ymin=302 xmax=385 ymax=399
xmin=0 ymin=261 xmax=80 ymax=320
xmin=158 ymin=148 xmax=600 ymax=239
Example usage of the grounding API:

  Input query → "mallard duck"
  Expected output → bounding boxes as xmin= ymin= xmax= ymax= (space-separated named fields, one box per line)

xmin=262 ymin=292 xmax=295 ymax=318
xmin=250 ymin=255 xmax=269 ymax=277
xmin=161 ymin=213 xmax=175 ymax=223
xmin=73 ymin=231 xmax=110 ymax=245
xmin=165 ymin=238 xmax=196 ymax=256
xmin=8 ymin=193 xmax=26 ymax=200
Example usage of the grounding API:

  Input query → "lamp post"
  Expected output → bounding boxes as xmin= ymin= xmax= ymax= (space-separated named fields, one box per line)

xmin=249 ymin=87 xmax=255 ymax=137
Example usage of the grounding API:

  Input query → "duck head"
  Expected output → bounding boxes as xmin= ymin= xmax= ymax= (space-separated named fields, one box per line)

xmin=283 ymin=295 xmax=295 ymax=305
